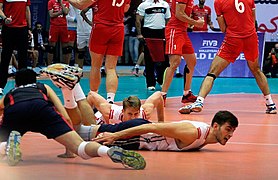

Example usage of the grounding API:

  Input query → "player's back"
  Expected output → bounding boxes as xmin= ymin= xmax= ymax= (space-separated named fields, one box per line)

xmin=214 ymin=0 xmax=256 ymax=38
xmin=93 ymin=0 xmax=130 ymax=26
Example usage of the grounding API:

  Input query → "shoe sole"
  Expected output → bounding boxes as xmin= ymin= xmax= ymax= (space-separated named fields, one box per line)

xmin=178 ymin=106 xmax=202 ymax=114
xmin=266 ymin=110 xmax=277 ymax=114
xmin=108 ymin=147 xmax=146 ymax=170
xmin=7 ymin=131 xmax=22 ymax=166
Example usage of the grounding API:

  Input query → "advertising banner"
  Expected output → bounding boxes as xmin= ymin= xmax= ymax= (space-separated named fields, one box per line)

xmin=179 ymin=32 xmax=265 ymax=78
xmin=30 ymin=0 xmax=48 ymax=28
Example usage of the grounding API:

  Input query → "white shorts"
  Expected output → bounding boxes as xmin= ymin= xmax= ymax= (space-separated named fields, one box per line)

xmin=77 ymin=34 xmax=90 ymax=49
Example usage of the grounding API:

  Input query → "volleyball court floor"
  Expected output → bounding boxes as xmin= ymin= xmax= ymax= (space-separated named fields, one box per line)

xmin=0 ymin=75 xmax=278 ymax=179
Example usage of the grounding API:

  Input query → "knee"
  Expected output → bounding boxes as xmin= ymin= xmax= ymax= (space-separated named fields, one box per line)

xmin=47 ymin=46 xmax=55 ymax=54
xmin=62 ymin=46 xmax=73 ymax=54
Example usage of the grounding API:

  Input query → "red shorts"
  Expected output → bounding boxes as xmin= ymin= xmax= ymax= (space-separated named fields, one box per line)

xmin=68 ymin=30 xmax=77 ymax=42
xmin=165 ymin=27 xmax=194 ymax=55
xmin=49 ymin=25 xmax=69 ymax=43
xmin=89 ymin=23 xmax=124 ymax=56
xmin=217 ymin=33 xmax=258 ymax=63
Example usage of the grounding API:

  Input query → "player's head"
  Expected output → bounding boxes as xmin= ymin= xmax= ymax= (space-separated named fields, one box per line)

xmin=199 ymin=0 xmax=205 ymax=6
xmin=122 ymin=96 xmax=141 ymax=121
xmin=211 ymin=110 xmax=238 ymax=145
xmin=15 ymin=68 xmax=37 ymax=86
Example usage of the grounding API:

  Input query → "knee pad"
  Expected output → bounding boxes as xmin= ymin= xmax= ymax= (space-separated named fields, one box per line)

xmin=77 ymin=141 xmax=91 ymax=159
xmin=206 ymin=73 xmax=217 ymax=80
xmin=77 ymin=125 xmax=95 ymax=141
xmin=77 ymin=50 xmax=85 ymax=59
xmin=184 ymin=65 xmax=190 ymax=74
xmin=62 ymin=46 xmax=73 ymax=54
xmin=48 ymin=46 xmax=55 ymax=54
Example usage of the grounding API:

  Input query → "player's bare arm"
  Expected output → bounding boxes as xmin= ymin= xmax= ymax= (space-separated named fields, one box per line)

xmin=175 ymin=3 xmax=204 ymax=28
xmin=68 ymin=0 xmax=96 ymax=10
xmin=142 ymin=91 xmax=164 ymax=122
xmin=94 ymin=122 xmax=198 ymax=147
xmin=216 ymin=15 xmax=226 ymax=33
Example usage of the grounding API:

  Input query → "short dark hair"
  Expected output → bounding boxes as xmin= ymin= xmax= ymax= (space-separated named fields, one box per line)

xmin=122 ymin=96 xmax=141 ymax=110
xmin=15 ymin=68 xmax=37 ymax=86
xmin=211 ymin=110 xmax=238 ymax=128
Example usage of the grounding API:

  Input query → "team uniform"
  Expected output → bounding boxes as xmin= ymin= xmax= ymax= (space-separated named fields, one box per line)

xmin=0 ymin=0 xmax=30 ymax=90
xmin=214 ymin=0 xmax=258 ymax=62
xmin=48 ymin=0 xmax=70 ymax=43
xmin=66 ymin=4 xmax=77 ymax=42
xmin=0 ymin=83 xmax=73 ymax=142
xmin=95 ymin=104 xmax=147 ymax=125
xmin=75 ymin=8 xmax=92 ymax=49
xmin=191 ymin=5 xmax=211 ymax=32
xmin=97 ymin=119 xmax=210 ymax=151
xmin=165 ymin=0 xmax=195 ymax=55
xmin=89 ymin=0 xmax=130 ymax=56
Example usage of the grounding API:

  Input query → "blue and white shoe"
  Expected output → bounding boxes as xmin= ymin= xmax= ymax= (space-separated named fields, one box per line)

xmin=6 ymin=131 xmax=22 ymax=166
xmin=107 ymin=146 xmax=146 ymax=170
xmin=179 ymin=101 xmax=203 ymax=114
xmin=266 ymin=104 xmax=277 ymax=114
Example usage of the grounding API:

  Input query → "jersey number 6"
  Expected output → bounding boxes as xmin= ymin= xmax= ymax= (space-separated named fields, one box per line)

xmin=235 ymin=0 xmax=245 ymax=13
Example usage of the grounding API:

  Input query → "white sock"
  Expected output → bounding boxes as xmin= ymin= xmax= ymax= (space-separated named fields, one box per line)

xmin=61 ymin=87 xmax=77 ymax=109
xmin=183 ymin=90 xmax=190 ymax=96
xmin=196 ymin=96 xmax=205 ymax=103
xmin=264 ymin=94 xmax=274 ymax=105
xmin=97 ymin=145 xmax=110 ymax=157
xmin=107 ymin=93 xmax=115 ymax=103
xmin=161 ymin=92 xmax=167 ymax=96
xmin=135 ymin=64 xmax=139 ymax=68
xmin=73 ymin=83 xmax=86 ymax=102
xmin=176 ymin=68 xmax=180 ymax=73
xmin=0 ymin=142 xmax=7 ymax=155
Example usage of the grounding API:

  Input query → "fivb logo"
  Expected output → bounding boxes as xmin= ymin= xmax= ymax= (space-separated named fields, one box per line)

xmin=202 ymin=40 xmax=218 ymax=47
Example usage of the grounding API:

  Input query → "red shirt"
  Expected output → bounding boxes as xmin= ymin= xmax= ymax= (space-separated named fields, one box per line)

xmin=48 ymin=0 xmax=69 ymax=26
xmin=191 ymin=5 xmax=211 ymax=32
xmin=93 ymin=0 xmax=130 ymax=26
xmin=0 ymin=0 xmax=31 ymax=27
xmin=214 ymin=0 xmax=256 ymax=38
xmin=166 ymin=0 xmax=194 ymax=31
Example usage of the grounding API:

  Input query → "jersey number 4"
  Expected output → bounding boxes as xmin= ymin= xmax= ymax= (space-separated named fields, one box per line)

xmin=112 ymin=0 xmax=125 ymax=7
xmin=235 ymin=0 xmax=245 ymax=13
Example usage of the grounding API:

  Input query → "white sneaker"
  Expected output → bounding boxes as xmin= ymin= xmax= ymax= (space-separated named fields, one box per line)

xmin=0 ymin=88 xmax=3 ymax=96
xmin=178 ymin=101 xmax=203 ymax=114
xmin=147 ymin=86 xmax=155 ymax=91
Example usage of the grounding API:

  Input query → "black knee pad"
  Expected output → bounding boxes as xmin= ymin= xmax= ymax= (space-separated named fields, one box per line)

xmin=48 ymin=46 xmax=55 ymax=54
xmin=184 ymin=64 xmax=190 ymax=74
xmin=206 ymin=73 xmax=217 ymax=80
xmin=62 ymin=46 xmax=73 ymax=54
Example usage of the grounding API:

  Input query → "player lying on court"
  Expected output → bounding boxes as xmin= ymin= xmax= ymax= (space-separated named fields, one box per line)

xmin=0 ymin=69 xmax=146 ymax=169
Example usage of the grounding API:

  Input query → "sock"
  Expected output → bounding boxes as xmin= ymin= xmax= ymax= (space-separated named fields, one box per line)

xmin=107 ymin=93 xmax=115 ymax=103
xmin=183 ymin=90 xmax=190 ymax=96
xmin=90 ymin=90 xmax=98 ymax=94
xmin=264 ymin=94 xmax=274 ymax=105
xmin=73 ymin=83 xmax=86 ymax=102
xmin=135 ymin=64 xmax=139 ymax=69
xmin=97 ymin=145 xmax=110 ymax=157
xmin=0 ymin=142 xmax=7 ymax=155
xmin=61 ymin=87 xmax=77 ymax=109
xmin=161 ymin=92 xmax=167 ymax=96
xmin=196 ymin=96 xmax=205 ymax=103
xmin=176 ymin=67 xmax=180 ymax=74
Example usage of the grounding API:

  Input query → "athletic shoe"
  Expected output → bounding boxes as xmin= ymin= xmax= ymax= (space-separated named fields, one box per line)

xmin=178 ymin=101 xmax=203 ymax=114
xmin=175 ymin=73 xmax=183 ymax=78
xmin=101 ymin=68 xmax=106 ymax=77
xmin=181 ymin=91 xmax=197 ymax=103
xmin=147 ymin=86 xmax=155 ymax=91
xmin=131 ymin=67 xmax=139 ymax=77
xmin=107 ymin=146 xmax=146 ymax=170
xmin=41 ymin=67 xmax=79 ymax=90
xmin=266 ymin=104 xmax=277 ymax=114
xmin=6 ymin=131 xmax=22 ymax=166
xmin=0 ymin=88 xmax=3 ymax=96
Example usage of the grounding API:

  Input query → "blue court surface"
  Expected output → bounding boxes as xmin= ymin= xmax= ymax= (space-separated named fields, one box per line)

xmin=4 ymin=73 xmax=278 ymax=102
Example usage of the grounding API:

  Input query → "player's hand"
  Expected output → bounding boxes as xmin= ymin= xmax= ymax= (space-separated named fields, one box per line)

xmin=194 ymin=17 xmax=205 ymax=28
xmin=4 ymin=16 xmax=12 ymax=24
xmin=93 ymin=132 xmax=117 ymax=145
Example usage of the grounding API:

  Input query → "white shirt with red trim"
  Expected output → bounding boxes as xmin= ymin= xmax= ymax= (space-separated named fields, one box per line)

xmin=139 ymin=120 xmax=210 ymax=151
xmin=95 ymin=104 xmax=147 ymax=125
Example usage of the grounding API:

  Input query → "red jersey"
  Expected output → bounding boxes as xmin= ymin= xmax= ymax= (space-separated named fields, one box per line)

xmin=48 ymin=0 xmax=69 ymax=26
xmin=191 ymin=5 xmax=211 ymax=32
xmin=214 ymin=0 xmax=256 ymax=38
xmin=93 ymin=0 xmax=130 ymax=26
xmin=0 ymin=0 xmax=31 ymax=27
xmin=166 ymin=0 xmax=194 ymax=31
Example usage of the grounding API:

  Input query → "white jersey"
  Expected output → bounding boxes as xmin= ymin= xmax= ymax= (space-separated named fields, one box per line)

xmin=95 ymin=104 xmax=147 ymax=125
xmin=139 ymin=120 xmax=210 ymax=151
xmin=75 ymin=8 xmax=92 ymax=35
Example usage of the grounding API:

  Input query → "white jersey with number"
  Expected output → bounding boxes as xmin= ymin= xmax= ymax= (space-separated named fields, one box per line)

xmin=139 ymin=120 xmax=210 ymax=151
xmin=95 ymin=104 xmax=147 ymax=125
